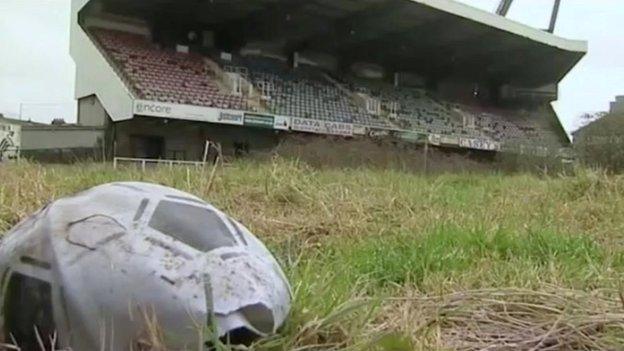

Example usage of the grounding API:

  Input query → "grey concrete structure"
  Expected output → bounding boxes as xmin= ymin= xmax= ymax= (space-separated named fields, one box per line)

xmin=77 ymin=94 xmax=110 ymax=127
xmin=0 ymin=115 xmax=46 ymax=128
xmin=113 ymin=118 xmax=278 ymax=160
xmin=21 ymin=125 xmax=103 ymax=151
xmin=610 ymin=96 xmax=624 ymax=114
xmin=1 ymin=115 xmax=104 ymax=161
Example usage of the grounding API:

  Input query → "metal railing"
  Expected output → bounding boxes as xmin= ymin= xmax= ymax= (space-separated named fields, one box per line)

xmin=113 ymin=157 xmax=207 ymax=171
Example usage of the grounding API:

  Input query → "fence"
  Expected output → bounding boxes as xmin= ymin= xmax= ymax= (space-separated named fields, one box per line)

xmin=113 ymin=157 xmax=207 ymax=171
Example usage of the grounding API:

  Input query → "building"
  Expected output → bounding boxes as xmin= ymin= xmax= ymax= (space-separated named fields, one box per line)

xmin=0 ymin=114 xmax=104 ymax=161
xmin=573 ymin=96 xmax=624 ymax=144
xmin=70 ymin=0 xmax=587 ymax=161
xmin=610 ymin=96 xmax=624 ymax=114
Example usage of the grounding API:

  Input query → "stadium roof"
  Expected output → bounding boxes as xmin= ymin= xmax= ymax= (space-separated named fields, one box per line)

xmin=0 ymin=115 xmax=46 ymax=127
xmin=96 ymin=0 xmax=587 ymax=87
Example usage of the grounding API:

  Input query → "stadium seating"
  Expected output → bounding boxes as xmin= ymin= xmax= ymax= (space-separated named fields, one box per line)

xmin=238 ymin=57 xmax=392 ymax=128
xmin=349 ymin=79 xmax=561 ymax=145
xmin=91 ymin=28 xmax=245 ymax=110
xmin=89 ymin=27 xmax=562 ymax=150
xmin=348 ymin=80 xmax=477 ymax=137
xmin=457 ymin=105 xmax=562 ymax=146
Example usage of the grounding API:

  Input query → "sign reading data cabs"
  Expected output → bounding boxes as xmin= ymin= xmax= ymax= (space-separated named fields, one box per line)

xmin=291 ymin=117 xmax=353 ymax=137
xmin=244 ymin=113 xmax=275 ymax=129
xmin=459 ymin=138 xmax=500 ymax=151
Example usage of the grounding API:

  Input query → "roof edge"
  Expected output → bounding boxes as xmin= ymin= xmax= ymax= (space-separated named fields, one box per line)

xmin=414 ymin=0 xmax=588 ymax=54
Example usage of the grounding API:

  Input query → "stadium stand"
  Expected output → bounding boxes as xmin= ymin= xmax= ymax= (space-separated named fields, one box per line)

xmin=86 ymin=26 xmax=565 ymax=152
xmin=70 ymin=0 xmax=588 ymax=163
xmin=91 ymin=28 xmax=246 ymax=110
xmin=347 ymin=80 xmax=467 ymax=136
xmin=456 ymin=105 xmax=562 ymax=146
xmin=234 ymin=56 xmax=392 ymax=128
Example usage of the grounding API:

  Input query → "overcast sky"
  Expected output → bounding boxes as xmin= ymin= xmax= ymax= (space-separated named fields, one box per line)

xmin=0 ymin=0 xmax=622 ymax=132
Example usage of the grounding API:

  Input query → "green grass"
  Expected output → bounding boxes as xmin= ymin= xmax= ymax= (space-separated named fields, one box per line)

xmin=337 ymin=226 xmax=608 ymax=288
xmin=1 ymin=160 xmax=624 ymax=350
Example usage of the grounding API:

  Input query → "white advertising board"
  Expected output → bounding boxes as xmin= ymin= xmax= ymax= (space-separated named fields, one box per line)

xmin=459 ymin=138 xmax=501 ymax=151
xmin=368 ymin=129 xmax=390 ymax=138
xmin=273 ymin=116 xmax=291 ymax=130
xmin=133 ymin=100 xmax=244 ymax=126
xmin=440 ymin=135 xmax=460 ymax=146
xmin=428 ymin=134 xmax=442 ymax=146
xmin=291 ymin=117 xmax=354 ymax=136
xmin=352 ymin=125 xmax=367 ymax=135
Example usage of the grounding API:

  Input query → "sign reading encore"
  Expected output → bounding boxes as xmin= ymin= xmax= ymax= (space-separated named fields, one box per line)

xmin=135 ymin=102 xmax=173 ymax=115
xmin=133 ymin=100 xmax=244 ymax=125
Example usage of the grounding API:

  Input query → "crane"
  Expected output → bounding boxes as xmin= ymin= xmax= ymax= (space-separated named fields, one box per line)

xmin=547 ymin=0 xmax=562 ymax=33
xmin=495 ymin=0 xmax=514 ymax=17
xmin=495 ymin=0 xmax=562 ymax=34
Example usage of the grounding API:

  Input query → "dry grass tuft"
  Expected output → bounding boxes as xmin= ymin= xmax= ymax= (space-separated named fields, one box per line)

xmin=379 ymin=288 xmax=624 ymax=350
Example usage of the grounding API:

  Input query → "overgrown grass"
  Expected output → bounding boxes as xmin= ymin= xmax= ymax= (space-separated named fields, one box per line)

xmin=337 ymin=226 xmax=610 ymax=289
xmin=1 ymin=160 xmax=624 ymax=350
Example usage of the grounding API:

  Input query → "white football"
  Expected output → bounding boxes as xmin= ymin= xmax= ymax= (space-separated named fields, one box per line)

xmin=0 ymin=182 xmax=291 ymax=350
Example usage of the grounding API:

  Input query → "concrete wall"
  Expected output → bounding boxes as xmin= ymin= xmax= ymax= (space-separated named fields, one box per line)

xmin=114 ymin=118 xmax=279 ymax=160
xmin=21 ymin=127 xmax=104 ymax=150
xmin=83 ymin=13 xmax=150 ymax=36
xmin=78 ymin=95 xmax=109 ymax=127
xmin=500 ymin=83 xmax=558 ymax=102
xmin=610 ymin=96 xmax=624 ymax=114
xmin=437 ymin=80 xmax=484 ymax=103
xmin=70 ymin=0 xmax=135 ymax=122
xmin=298 ymin=51 xmax=338 ymax=71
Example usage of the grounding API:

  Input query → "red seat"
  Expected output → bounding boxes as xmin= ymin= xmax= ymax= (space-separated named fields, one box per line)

xmin=92 ymin=28 xmax=244 ymax=110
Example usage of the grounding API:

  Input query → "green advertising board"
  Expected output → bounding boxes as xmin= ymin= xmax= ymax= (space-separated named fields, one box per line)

xmin=244 ymin=113 xmax=275 ymax=129
xmin=397 ymin=131 xmax=426 ymax=143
